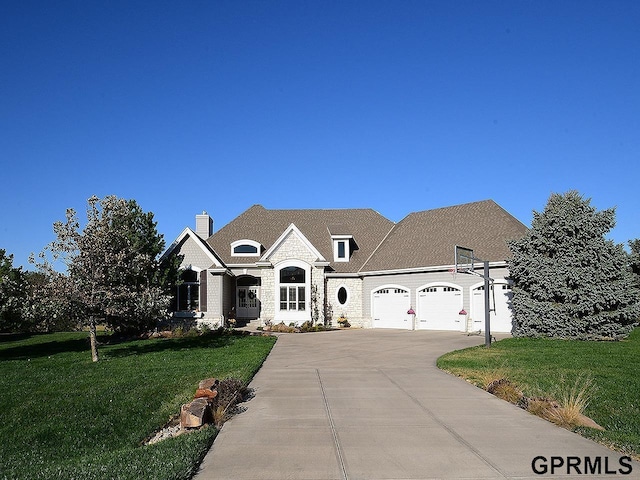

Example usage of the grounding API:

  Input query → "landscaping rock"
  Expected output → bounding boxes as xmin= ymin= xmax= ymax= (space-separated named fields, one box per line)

xmin=180 ymin=398 xmax=211 ymax=428
xmin=198 ymin=378 xmax=219 ymax=390
xmin=194 ymin=388 xmax=218 ymax=401
xmin=146 ymin=424 xmax=185 ymax=445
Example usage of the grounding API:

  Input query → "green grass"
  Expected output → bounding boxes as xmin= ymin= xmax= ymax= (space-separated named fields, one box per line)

xmin=0 ymin=331 xmax=276 ymax=479
xmin=437 ymin=328 xmax=640 ymax=458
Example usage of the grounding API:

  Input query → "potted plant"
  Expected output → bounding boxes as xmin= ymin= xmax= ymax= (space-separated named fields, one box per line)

xmin=337 ymin=315 xmax=350 ymax=328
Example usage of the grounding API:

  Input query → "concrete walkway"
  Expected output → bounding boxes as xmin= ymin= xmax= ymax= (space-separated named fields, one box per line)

xmin=194 ymin=330 xmax=637 ymax=479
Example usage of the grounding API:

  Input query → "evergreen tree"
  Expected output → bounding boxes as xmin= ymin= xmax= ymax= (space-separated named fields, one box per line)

xmin=508 ymin=191 xmax=639 ymax=339
xmin=630 ymin=239 xmax=640 ymax=285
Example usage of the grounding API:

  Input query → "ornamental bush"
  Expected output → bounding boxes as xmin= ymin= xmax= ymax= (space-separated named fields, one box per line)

xmin=508 ymin=191 xmax=639 ymax=339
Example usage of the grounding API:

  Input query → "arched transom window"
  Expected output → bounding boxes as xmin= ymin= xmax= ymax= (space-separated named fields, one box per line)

xmin=279 ymin=266 xmax=306 ymax=311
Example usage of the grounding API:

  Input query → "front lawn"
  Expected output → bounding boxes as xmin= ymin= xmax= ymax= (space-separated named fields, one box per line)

xmin=437 ymin=328 xmax=640 ymax=458
xmin=0 ymin=331 xmax=276 ymax=479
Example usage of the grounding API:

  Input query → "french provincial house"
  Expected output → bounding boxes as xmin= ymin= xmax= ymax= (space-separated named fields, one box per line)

xmin=160 ymin=200 xmax=528 ymax=333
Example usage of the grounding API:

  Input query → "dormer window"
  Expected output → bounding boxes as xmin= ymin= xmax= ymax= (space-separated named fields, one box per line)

xmin=234 ymin=244 xmax=258 ymax=254
xmin=231 ymin=239 xmax=262 ymax=257
xmin=332 ymin=234 xmax=353 ymax=262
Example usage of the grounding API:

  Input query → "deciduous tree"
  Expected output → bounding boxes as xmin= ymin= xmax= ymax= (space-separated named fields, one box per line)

xmin=0 ymin=249 xmax=27 ymax=332
xmin=508 ymin=191 xmax=639 ymax=339
xmin=23 ymin=261 xmax=77 ymax=332
xmin=35 ymin=195 xmax=179 ymax=360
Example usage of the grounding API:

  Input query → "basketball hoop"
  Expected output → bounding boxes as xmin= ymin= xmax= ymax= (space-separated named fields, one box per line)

xmin=449 ymin=268 xmax=457 ymax=279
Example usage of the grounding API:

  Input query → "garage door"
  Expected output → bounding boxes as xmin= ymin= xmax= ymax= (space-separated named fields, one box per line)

xmin=471 ymin=282 xmax=513 ymax=333
xmin=372 ymin=287 xmax=411 ymax=329
xmin=417 ymin=285 xmax=464 ymax=331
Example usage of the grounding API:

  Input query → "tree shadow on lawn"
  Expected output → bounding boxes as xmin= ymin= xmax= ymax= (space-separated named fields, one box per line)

xmin=0 ymin=335 xmax=94 ymax=361
xmin=103 ymin=332 xmax=241 ymax=359
xmin=0 ymin=332 xmax=34 ymax=343
xmin=0 ymin=331 xmax=245 ymax=361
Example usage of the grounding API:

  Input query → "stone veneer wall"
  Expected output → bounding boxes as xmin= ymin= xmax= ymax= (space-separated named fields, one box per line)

xmin=259 ymin=265 xmax=275 ymax=326
xmin=326 ymin=277 xmax=364 ymax=327
xmin=258 ymin=230 xmax=326 ymax=326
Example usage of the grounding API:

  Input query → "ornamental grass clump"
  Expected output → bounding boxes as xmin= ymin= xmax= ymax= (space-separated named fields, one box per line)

xmin=543 ymin=375 xmax=598 ymax=430
xmin=486 ymin=378 xmax=525 ymax=405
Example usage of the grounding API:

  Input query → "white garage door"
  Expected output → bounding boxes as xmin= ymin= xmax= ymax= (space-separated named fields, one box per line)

xmin=471 ymin=282 xmax=513 ymax=333
xmin=372 ymin=287 xmax=411 ymax=329
xmin=417 ymin=285 xmax=464 ymax=331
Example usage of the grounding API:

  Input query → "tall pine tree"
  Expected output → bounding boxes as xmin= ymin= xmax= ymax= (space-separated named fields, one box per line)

xmin=508 ymin=191 xmax=639 ymax=339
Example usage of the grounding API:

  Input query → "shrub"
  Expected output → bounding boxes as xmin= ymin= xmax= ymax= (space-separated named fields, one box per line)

xmin=212 ymin=378 xmax=250 ymax=427
xmin=267 ymin=322 xmax=298 ymax=333
xmin=299 ymin=321 xmax=328 ymax=332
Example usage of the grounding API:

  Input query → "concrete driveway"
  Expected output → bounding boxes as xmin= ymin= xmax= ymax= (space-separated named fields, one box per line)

xmin=194 ymin=330 xmax=636 ymax=479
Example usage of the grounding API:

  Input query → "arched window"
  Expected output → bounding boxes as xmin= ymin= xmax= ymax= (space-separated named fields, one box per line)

xmin=177 ymin=268 xmax=199 ymax=311
xmin=233 ymin=244 xmax=258 ymax=254
xmin=277 ymin=265 xmax=307 ymax=312
xmin=231 ymin=239 xmax=261 ymax=257
xmin=279 ymin=266 xmax=306 ymax=284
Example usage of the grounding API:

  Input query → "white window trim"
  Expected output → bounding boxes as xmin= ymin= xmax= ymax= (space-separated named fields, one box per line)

xmin=332 ymin=235 xmax=353 ymax=262
xmin=231 ymin=239 xmax=262 ymax=257
xmin=274 ymin=259 xmax=311 ymax=324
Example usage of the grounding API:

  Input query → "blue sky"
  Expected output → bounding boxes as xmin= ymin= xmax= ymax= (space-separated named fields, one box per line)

xmin=2 ymin=0 xmax=639 ymax=269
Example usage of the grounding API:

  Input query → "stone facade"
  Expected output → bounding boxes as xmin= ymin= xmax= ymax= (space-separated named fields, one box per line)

xmin=257 ymin=229 xmax=324 ymax=326
xmin=326 ymin=277 xmax=364 ymax=327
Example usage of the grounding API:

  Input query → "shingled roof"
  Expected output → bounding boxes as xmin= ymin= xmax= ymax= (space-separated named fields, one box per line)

xmin=360 ymin=200 xmax=528 ymax=272
xmin=206 ymin=205 xmax=395 ymax=273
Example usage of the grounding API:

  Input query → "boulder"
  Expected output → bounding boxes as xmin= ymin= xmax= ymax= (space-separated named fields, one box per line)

xmin=194 ymin=388 xmax=218 ymax=401
xmin=180 ymin=398 xmax=211 ymax=428
xmin=198 ymin=378 xmax=219 ymax=390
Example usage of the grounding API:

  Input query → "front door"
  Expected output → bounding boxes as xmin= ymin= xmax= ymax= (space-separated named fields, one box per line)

xmin=237 ymin=286 xmax=260 ymax=319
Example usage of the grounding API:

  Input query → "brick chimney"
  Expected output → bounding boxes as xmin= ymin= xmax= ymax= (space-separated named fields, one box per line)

xmin=195 ymin=211 xmax=213 ymax=239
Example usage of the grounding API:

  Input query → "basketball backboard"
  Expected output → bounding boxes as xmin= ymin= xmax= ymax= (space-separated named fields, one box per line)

xmin=454 ymin=245 xmax=475 ymax=273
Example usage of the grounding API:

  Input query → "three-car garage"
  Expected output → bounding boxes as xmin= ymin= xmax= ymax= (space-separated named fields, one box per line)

xmin=370 ymin=281 xmax=514 ymax=333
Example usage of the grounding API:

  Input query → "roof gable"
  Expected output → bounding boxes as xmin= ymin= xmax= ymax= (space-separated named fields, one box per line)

xmin=260 ymin=223 xmax=326 ymax=263
xmin=161 ymin=227 xmax=225 ymax=268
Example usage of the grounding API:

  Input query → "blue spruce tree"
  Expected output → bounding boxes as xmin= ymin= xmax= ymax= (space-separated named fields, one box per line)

xmin=508 ymin=191 xmax=639 ymax=339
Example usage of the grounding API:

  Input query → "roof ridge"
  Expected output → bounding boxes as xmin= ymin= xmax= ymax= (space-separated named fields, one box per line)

xmin=359 ymin=221 xmax=397 ymax=273
xmin=265 ymin=206 xmax=381 ymax=213
xmin=406 ymin=199 xmax=495 ymax=216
